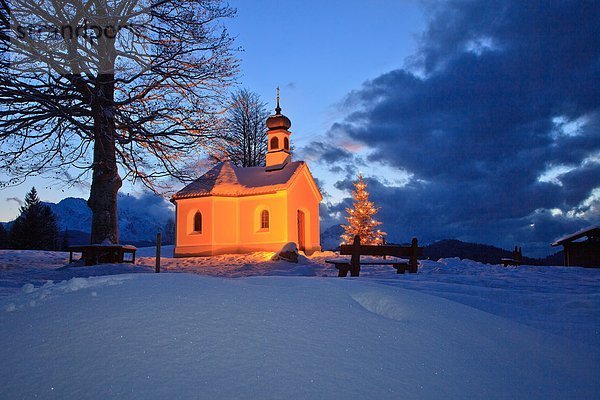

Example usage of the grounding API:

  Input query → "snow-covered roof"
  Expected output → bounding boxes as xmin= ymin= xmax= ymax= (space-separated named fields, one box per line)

xmin=551 ymin=226 xmax=600 ymax=246
xmin=172 ymin=161 xmax=308 ymax=199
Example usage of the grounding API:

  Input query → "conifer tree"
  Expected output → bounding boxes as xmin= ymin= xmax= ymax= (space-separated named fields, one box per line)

xmin=61 ymin=229 xmax=70 ymax=251
xmin=8 ymin=187 xmax=59 ymax=250
xmin=341 ymin=175 xmax=386 ymax=245
xmin=0 ymin=224 xmax=8 ymax=249
xmin=163 ymin=219 xmax=176 ymax=245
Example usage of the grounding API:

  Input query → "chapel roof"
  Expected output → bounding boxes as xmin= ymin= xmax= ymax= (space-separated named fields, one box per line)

xmin=172 ymin=161 xmax=311 ymax=200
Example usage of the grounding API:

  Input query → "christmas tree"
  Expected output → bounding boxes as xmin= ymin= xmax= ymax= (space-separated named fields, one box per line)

xmin=341 ymin=174 xmax=386 ymax=245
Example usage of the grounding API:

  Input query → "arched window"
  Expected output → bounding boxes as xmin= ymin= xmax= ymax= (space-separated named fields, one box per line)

xmin=270 ymin=136 xmax=279 ymax=150
xmin=194 ymin=211 xmax=202 ymax=233
xmin=260 ymin=210 xmax=269 ymax=230
xmin=284 ymin=137 xmax=289 ymax=150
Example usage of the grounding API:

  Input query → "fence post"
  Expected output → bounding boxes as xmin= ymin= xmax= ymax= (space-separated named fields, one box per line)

xmin=409 ymin=237 xmax=419 ymax=273
xmin=155 ymin=232 xmax=161 ymax=273
xmin=350 ymin=235 xmax=361 ymax=277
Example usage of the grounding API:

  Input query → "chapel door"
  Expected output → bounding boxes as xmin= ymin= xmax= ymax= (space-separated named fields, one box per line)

xmin=297 ymin=210 xmax=306 ymax=252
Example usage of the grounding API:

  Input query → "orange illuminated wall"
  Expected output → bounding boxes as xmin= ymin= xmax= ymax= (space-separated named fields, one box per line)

xmin=173 ymin=166 xmax=321 ymax=257
xmin=285 ymin=167 xmax=321 ymax=253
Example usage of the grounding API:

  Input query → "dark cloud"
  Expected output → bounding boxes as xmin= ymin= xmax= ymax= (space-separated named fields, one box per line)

xmin=320 ymin=0 xmax=600 ymax=257
xmin=327 ymin=174 xmax=598 ymax=257
xmin=304 ymin=141 xmax=354 ymax=164
xmin=118 ymin=192 xmax=174 ymax=221
xmin=328 ymin=165 xmax=344 ymax=174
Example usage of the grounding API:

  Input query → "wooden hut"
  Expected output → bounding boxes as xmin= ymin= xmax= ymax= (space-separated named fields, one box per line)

xmin=551 ymin=226 xmax=600 ymax=268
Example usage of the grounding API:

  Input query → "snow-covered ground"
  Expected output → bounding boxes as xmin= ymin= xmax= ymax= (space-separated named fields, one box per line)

xmin=1 ymin=248 xmax=599 ymax=398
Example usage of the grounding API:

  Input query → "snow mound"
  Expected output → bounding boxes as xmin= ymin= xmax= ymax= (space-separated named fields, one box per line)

xmin=4 ymin=275 xmax=133 ymax=312
xmin=0 ymin=274 xmax=598 ymax=399
xmin=21 ymin=283 xmax=35 ymax=293
xmin=1 ymin=249 xmax=599 ymax=347
xmin=63 ymin=275 xmax=131 ymax=292
xmin=350 ymin=290 xmax=409 ymax=321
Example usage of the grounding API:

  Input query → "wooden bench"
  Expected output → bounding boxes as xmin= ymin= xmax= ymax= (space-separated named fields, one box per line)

xmin=326 ymin=235 xmax=423 ymax=277
xmin=501 ymin=246 xmax=522 ymax=267
xmin=68 ymin=244 xmax=137 ymax=266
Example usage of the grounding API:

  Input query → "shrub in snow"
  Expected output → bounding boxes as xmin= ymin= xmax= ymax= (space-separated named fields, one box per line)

xmin=273 ymin=242 xmax=299 ymax=263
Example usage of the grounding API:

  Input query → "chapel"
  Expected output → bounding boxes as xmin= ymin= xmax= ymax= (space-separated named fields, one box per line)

xmin=172 ymin=95 xmax=322 ymax=256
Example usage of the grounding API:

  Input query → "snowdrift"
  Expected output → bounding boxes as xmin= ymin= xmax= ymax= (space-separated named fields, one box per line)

xmin=1 ymin=272 xmax=599 ymax=399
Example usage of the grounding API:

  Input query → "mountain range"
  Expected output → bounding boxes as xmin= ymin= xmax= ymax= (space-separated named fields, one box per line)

xmin=320 ymin=225 xmax=563 ymax=266
xmin=2 ymin=194 xmax=175 ymax=247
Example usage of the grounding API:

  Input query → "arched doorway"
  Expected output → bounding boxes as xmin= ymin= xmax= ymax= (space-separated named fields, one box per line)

xmin=297 ymin=210 xmax=306 ymax=252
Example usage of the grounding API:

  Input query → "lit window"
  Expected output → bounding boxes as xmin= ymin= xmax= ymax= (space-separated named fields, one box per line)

xmin=270 ymin=137 xmax=279 ymax=150
xmin=194 ymin=211 xmax=202 ymax=233
xmin=260 ymin=210 xmax=269 ymax=230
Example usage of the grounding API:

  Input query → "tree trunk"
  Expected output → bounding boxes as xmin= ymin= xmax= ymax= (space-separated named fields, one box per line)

xmin=88 ymin=73 xmax=122 ymax=244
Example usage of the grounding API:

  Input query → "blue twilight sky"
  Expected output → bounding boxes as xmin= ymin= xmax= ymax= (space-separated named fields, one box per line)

xmin=0 ymin=0 xmax=425 ymax=220
xmin=2 ymin=0 xmax=599 ymax=257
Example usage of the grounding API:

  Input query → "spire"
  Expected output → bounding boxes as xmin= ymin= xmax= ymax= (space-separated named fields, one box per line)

xmin=266 ymin=85 xmax=291 ymax=130
xmin=275 ymin=86 xmax=281 ymax=115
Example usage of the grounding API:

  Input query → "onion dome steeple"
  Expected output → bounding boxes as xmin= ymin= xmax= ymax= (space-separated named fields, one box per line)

xmin=265 ymin=87 xmax=292 ymax=170
xmin=266 ymin=86 xmax=292 ymax=130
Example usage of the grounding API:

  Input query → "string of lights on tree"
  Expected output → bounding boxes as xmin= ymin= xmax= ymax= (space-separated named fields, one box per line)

xmin=341 ymin=174 xmax=386 ymax=245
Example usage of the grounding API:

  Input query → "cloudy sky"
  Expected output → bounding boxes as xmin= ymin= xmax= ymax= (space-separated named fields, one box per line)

xmin=241 ymin=0 xmax=599 ymax=257
xmin=2 ymin=0 xmax=598 ymax=256
xmin=305 ymin=0 xmax=600 ymax=256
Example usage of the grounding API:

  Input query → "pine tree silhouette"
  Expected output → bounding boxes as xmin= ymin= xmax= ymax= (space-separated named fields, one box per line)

xmin=341 ymin=175 xmax=386 ymax=245
xmin=8 ymin=187 xmax=59 ymax=250
xmin=163 ymin=219 xmax=176 ymax=245
xmin=0 ymin=223 xmax=8 ymax=249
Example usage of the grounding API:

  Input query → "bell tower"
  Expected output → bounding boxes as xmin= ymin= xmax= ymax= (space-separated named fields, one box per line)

xmin=265 ymin=87 xmax=292 ymax=170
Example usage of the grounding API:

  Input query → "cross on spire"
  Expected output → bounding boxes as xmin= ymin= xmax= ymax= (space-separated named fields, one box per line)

xmin=275 ymin=86 xmax=281 ymax=114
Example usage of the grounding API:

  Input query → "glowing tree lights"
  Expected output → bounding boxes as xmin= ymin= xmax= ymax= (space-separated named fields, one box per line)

xmin=341 ymin=174 xmax=386 ymax=245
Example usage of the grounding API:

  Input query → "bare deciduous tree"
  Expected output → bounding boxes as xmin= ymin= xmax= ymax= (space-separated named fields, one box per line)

xmin=215 ymin=88 xmax=269 ymax=167
xmin=0 ymin=0 xmax=238 ymax=243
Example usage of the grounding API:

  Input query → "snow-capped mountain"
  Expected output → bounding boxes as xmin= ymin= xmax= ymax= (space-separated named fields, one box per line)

xmin=44 ymin=194 xmax=174 ymax=244
xmin=320 ymin=224 xmax=343 ymax=251
xmin=45 ymin=198 xmax=92 ymax=233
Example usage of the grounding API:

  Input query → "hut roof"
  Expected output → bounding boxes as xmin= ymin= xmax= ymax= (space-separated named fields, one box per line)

xmin=551 ymin=226 xmax=600 ymax=247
